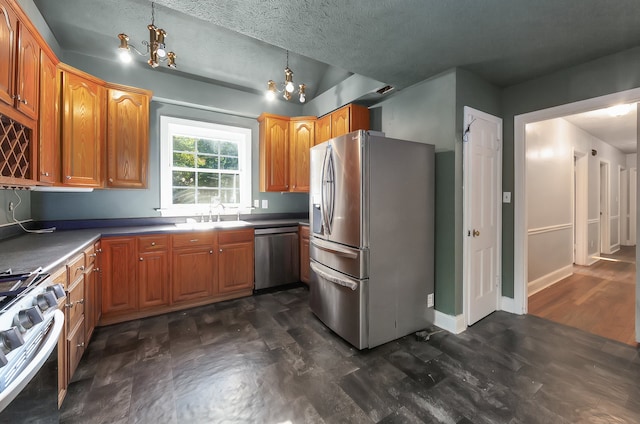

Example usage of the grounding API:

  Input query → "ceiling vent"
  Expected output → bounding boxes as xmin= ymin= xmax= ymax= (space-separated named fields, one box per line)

xmin=376 ymin=85 xmax=395 ymax=95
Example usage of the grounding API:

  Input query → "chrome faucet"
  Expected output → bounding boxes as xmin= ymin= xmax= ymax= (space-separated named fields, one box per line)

xmin=217 ymin=203 xmax=225 ymax=222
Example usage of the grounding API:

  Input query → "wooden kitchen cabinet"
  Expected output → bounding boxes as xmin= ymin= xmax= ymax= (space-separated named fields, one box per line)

xmin=258 ymin=113 xmax=289 ymax=192
xmin=84 ymin=243 xmax=99 ymax=343
xmin=38 ymin=49 xmax=59 ymax=183
xmin=106 ymin=84 xmax=151 ymax=188
xmin=315 ymin=103 xmax=370 ymax=144
xmin=101 ymin=237 xmax=137 ymax=317
xmin=138 ymin=235 xmax=170 ymax=309
xmin=315 ymin=114 xmax=331 ymax=145
xmin=172 ymin=232 xmax=217 ymax=303
xmin=299 ymin=225 xmax=310 ymax=284
xmin=289 ymin=117 xmax=315 ymax=193
xmin=0 ymin=0 xmax=39 ymax=121
xmin=60 ymin=64 xmax=105 ymax=187
xmin=218 ymin=228 xmax=254 ymax=294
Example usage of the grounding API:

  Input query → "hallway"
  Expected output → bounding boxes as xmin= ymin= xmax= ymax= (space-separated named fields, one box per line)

xmin=529 ymin=246 xmax=636 ymax=346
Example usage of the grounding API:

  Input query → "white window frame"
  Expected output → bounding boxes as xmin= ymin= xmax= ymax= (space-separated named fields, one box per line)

xmin=160 ymin=116 xmax=252 ymax=217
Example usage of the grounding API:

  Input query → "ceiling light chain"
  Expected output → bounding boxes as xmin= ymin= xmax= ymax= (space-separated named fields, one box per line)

xmin=267 ymin=50 xmax=306 ymax=103
xmin=117 ymin=2 xmax=177 ymax=69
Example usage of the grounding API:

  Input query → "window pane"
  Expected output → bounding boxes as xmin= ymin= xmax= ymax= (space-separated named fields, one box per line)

xmin=173 ymin=152 xmax=196 ymax=168
xmin=199 ymin=155 xmax=219 ymax=169
xmin=219 ymin=157 xmax=239 ymax=170
xmin=197 ymin=188 xmax=219 ymax=204
xmin=173 ymin=171 xmax=195 ymax=187
xmin=219 ymin=189 xmax=239 ymax=203
xmin=173 ymin=136 xmax=196 ymax=152
xmin=220 ymin=174 xmax=238 ymax=188
xmin=173 ymin=188 xmax=195 ymax=204
xmin=198 ymin=172 xmax=219 ymax=187
xmin=197 ymin=138 xmax=219 ymax=154
xmin=220 ymin=141 xmax=238 ymax=156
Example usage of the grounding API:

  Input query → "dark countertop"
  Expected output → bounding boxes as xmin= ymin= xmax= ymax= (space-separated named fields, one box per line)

xmin=0 ymin=219 xmax=309 ymax=275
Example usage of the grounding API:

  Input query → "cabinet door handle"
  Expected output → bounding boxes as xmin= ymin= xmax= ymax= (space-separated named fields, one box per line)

xmin=95 ymin=249 xmax=102 ymax=253
xmin=219 ymin=248 xmax=223 ymax=253
xmin=76 ymin=266 xmax=85 ymax=272
xmin=108 ymin=178 xmax=113 ymax=183
xmin=94 ymin=268 xmax=100 ymax=272
xmin=64 ymin=302 xmax=74 ymax=309
xmin=77 ymin=342 xmax=85 ymax=348
xmin=41 ymin=171 xmax=49 ymax=177
xmin=139 ymin=257 xmax=143 ymax=261
xmin=76 ymin=299 xmax=84 ymax=305
xmin=89 ymin=253 xmax=97 ymax=258
xmin=190 ymin=239 xmax=198 ymax=243
xmin=66 ymin=176 xmax=71 ymax=180
xmin=209 ymin=250 xmax=213 ymax=254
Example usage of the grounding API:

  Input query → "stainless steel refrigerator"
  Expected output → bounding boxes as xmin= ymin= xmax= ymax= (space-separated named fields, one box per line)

xmin=309 ymin=130 xmax=435 ymax=349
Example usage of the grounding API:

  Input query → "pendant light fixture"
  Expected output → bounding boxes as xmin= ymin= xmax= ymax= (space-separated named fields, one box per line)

xmin=117 ymin=2 xmax=177 ymax=68
xmin=266 ymin=51 xmax=306 ymax=103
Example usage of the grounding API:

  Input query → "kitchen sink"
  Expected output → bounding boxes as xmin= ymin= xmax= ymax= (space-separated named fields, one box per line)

xmin=174 ymin=220 xmax=251 ymax=230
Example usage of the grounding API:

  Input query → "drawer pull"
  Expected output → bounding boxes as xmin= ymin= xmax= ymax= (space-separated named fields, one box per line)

xmin=64 ymin=302 xmax=74 ymax=309
xmin=77 ymin=342 xmax=85 ymax=348
xmin=76 ymin=299 xmax=84 ymax=305
xmin=76 ymin=266 xmax=85 ymax=272
xmin=209 ymin=250 xmax=213 ymax=254
xmin=190 ymin=239 xmax=199 ymax=243
xmin=95 ymin=248 xmax=102 ymax=253
xmin=139 ymin=257 xmax=144 ymax=261
xmin=89 ymin=253 xmax=97 ymax=258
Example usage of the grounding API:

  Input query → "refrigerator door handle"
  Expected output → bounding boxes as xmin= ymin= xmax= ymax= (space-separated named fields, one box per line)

xmin=310 ymin=262 xmax=358 ymax=291
xmin=310 ymin=238 xmax=358 ymax=259
xmin=320 ymin=146 xmax=330 ymax=234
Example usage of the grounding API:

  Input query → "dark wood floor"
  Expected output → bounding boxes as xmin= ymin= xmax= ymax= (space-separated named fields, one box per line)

xmin=529 ymin=246 xmax=636 ymax=346
xmin=57 ymin=286 xmax=640 ymax=423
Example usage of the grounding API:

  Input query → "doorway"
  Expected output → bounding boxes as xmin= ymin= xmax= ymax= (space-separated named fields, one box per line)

xmin=514 ymin=90 xmax=639 ymax=343
xmin=600 ymin=161 xmax=611 ymax=254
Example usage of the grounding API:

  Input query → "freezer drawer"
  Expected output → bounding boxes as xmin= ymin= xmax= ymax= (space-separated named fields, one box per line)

xmin=309 ymin=260 xmax=367 ymax=349
xmin=309 ymin=236 xmax=368 ymax=279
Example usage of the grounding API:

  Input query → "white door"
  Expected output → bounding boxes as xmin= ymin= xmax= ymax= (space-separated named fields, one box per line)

xmin=463 ymin=107 xmax=502 ymax=326
xmin=600 ymin=162 xmax=610 ymax=254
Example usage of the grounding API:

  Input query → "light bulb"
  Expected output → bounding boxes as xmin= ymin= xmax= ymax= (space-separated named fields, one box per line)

xmin=285 ymin=81 xmax=294 ymax=93
xmin=299 ymin=92 xmax=305 ymax=103
xmin=119 ymin=49 xmax=132 ymax=63
xmin=156 ymin=44 xmax=167 ymax=58
xmin=266 ymin=90 xmax=276 ymax=101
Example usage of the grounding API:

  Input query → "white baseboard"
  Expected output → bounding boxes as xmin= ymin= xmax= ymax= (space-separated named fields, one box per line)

xmin=528 ymin=264 xmax=573 ymax=296
xmin=500 ymin=296 xmax=522 ymax=315
xmin=587 ymin=255 xmax=599 ymax=266
xmin=434 ymin=310 xmax=466 ymax=334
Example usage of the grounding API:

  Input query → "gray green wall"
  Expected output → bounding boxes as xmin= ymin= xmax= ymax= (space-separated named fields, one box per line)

xmin=500 ymin=46 xmax=640 ymax=298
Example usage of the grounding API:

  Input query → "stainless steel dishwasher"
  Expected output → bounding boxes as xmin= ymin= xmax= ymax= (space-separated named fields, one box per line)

xmin=254 ymin=226 xmax=300 ymax=290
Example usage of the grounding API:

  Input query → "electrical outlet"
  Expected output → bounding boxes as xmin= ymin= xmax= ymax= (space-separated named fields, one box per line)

xmin=427 ymin=293 xmax=434 ymax=308
xmin=8 ymin=201 xmax=13 ymax=212
xmin=502 ymin=192 xmax=511 ymax=203
xmin=261 ymin=199 xmax=268 ymax=209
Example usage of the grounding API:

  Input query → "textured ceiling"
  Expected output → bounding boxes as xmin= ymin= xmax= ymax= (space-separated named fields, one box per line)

xmin=32 ymin=0 xmax=640 ymax=104
xmin=564 ymin=105 xmax=638 ymax=154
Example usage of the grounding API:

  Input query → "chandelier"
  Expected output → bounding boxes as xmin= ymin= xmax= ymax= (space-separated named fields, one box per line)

xmin=266 ymin=51 xmax=306 ymax=103
xmin=117 ymin=2 xmax=176 ymax=68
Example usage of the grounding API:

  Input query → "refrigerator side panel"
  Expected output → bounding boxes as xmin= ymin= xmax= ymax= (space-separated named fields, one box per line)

xmin=368 ymin=136 xmax=434 ymax=347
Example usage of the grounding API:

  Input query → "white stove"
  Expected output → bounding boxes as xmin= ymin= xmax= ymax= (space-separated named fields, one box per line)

xmin=0 ymin=271 xmax=65 ymax=416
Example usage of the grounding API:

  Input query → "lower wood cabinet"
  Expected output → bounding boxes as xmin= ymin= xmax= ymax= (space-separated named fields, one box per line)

xmin=218 ymin=229 xmax=254 ymax=294
xmin=100 ymin=228 xmax=255 ymax=325
xmin=299 ymin=225 xmax=310 ymax=284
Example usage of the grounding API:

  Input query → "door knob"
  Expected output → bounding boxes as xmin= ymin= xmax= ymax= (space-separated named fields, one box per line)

xmin=472 ymin=229 xmax=480 ymax=237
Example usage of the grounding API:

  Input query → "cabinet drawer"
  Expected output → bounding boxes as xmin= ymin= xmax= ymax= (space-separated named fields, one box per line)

xmin=66 ymin=278 xmax=85 ymax=332
xmin=67 ymin=253 xmax=86 ymax=281
xmin=172 ymin=232 xmax=216 ymax=248
xmin=138 ymin=235 xmax=169 ymax=252
xmin=50 ymin=266 xmax=67 ymax=288
xmin=219 ymin=228 xmax=254 ymax=244
xmin=85 ymin=244 xmax=97 ymax=266
xmin=67 ymin=317 xmax=85 ymax=381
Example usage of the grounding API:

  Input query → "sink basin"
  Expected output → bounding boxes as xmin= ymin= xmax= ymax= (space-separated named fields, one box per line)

xmin=174 ymin=220 xmax=251 ymax=230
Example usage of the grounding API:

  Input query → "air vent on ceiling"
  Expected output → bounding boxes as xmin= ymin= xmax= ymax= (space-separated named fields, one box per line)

xmin=376 ymin=85 xmax=395 ymax=95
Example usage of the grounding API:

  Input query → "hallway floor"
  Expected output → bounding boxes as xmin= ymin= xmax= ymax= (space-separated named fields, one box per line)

xmin=529 ymin=246 xmax=636 ymax=345
xmin=59 ymin=286 xmax=640 ymax=423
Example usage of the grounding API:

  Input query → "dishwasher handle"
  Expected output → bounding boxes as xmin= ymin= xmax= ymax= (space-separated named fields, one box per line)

xmin=254 ymin=226 xmax=299 ymax=235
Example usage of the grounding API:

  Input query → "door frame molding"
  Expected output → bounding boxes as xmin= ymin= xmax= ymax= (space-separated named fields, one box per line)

xmin=462 ymin=106 xmax=503 ymax=327
xmin=513 ymin=87 xmax=640 ymax=317
xmin=599 ymin=160 xmax=612 ymax=254
xmin=573 ymin=148 xmax=589 ymax=266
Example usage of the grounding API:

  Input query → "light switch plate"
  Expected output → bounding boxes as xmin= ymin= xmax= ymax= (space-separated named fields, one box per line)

xmin=502 ymin=192 xmax=511 ymax=203
xmin=262 ymin=199 xmax=268 ymax=209
xmin=253 ymin=199 xmax=260 ymax=208
xmin=427 ymin=293 xmax=434 ymax=308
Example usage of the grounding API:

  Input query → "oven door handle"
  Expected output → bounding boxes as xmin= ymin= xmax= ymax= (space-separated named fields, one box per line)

xmin=310 ymin=262 xmax=359 ymax=291
xmin=0 ymin=309 xmax=64 ymax=412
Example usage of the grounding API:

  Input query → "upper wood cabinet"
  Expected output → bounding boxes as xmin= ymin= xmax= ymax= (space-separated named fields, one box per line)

xmin=60 ymin=64 xmax=105 ymax=187
xmin=38 ymin=49 xmax=59 ymax=183
xmin=258 ymin=113 xmax=289 ymax=192
xmin=315 ymin=103 xmax=370 ymax=144
xmin=289 ymin=117 xmax=315 ymax=193
xmin=315 ymin=114 xmax=331 ymax=146
xmin=0 ymin=0 xmax=39 ymax=121
xmin=106 ymin=84 xmax=151 ymax=188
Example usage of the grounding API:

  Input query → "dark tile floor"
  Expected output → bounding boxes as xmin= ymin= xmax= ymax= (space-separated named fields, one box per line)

xmin=60 ymin=286 xmax=640 ymax=423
